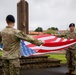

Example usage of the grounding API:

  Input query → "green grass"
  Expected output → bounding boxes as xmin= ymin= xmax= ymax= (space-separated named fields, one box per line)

xmin=0 ymin=50 xmax=2 ymax=57
xmin=48 ymin=54 xmax=67 ymax=64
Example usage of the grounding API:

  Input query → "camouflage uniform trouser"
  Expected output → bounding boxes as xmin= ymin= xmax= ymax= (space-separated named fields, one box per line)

xmin=2 ymin=59 xmax=20 ymax=75
xmin=66 ymin=49 xmax=76 ymax=71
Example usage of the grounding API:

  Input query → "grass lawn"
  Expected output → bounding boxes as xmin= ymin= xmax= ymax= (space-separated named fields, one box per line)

xmin=48 ymin=54 xmax=67 ymax=64
xmin=0 ymin=50 xmax=2 ymax=57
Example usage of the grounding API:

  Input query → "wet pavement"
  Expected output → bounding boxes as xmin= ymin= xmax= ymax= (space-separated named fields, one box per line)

xmin=0 ymin=65 xmax=76 ymax=75
xmin=20 ymin=65 xmax=68 ymax=75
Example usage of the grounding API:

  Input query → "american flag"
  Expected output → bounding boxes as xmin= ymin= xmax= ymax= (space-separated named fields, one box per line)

xmin=21 ymin=34 xmax=76 ymax=57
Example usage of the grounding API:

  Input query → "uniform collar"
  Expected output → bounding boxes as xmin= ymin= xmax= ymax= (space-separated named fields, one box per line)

xmin=6 ymin=26 xmax=13 ymax=28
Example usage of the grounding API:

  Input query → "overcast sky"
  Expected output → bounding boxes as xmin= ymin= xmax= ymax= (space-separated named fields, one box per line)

xmin=0 ymin=0 xmax=76 ymax=31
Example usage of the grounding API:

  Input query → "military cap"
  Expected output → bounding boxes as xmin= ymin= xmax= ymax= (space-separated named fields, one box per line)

xmin=69 ymin=23 xmax=75 ymax=27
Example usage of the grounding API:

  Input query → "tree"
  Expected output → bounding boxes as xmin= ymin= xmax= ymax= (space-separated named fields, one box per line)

xmin=44 ymin=30 xmax=57 ymax=34
xmin=48 ymin=27 xmax=58 ymax=30
xmin=44 ymin=27 xmax=58 ymax=34
xmin=35 ymin=27 xmax=43 ymax=32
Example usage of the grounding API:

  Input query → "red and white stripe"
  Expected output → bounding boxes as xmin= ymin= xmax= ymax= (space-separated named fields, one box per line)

xmin=24 ymin=34 xmax=76 ymax=54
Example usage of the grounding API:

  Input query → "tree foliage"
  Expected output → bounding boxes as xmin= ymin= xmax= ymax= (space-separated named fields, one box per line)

xmin=44 ymin=27 xmax=58 ymax=34
xmin=48 ymin=27 xmax=58 ymax=30
xmin=44 ymin=30 xmax=57 ymax=34
xmin=35 ymin=27 xmax=43 ymax=32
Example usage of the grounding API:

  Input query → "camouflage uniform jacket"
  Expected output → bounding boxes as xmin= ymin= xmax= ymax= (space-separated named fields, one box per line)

xmin=0 ymin=26 xmax=42 ymax=59
xmin=66 ymin=31 xmax=76 ymax=50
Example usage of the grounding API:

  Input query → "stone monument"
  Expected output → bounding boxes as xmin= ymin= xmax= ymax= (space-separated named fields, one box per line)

xmin=17 ymin=0 xmax=29 ymax=34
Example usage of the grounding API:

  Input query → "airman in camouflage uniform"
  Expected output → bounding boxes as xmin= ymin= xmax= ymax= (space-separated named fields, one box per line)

xmin=56 ymin=23 xmax=76 ymax=75
xmin=0 ymin=15 xmax=43 ymax=75
xmin=65 ymin=23 xmax=76 ymax=75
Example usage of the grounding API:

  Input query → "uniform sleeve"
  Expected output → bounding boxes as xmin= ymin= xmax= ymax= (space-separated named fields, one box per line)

xmin=55 ymin=33 xmax=67 ymax=38
xmin=14 ymin=31 xmax=27 ymax=40
xmin=14 ymin=31 xmax=43 ymax=46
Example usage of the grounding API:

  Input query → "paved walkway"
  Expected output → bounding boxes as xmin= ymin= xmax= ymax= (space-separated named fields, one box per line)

xmin=0 ymin=65 xmax=76 ymax=75
xmin=20 ymin=65 xmax=68 ymax=75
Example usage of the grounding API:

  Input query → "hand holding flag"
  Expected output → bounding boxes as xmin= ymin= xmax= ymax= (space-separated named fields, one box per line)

xmin=25 ymin=35 xmax=43 ymax=46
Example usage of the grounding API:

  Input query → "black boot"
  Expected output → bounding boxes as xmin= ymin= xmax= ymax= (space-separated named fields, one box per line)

xmin=65 ymin=70 xmax=75 ymax=75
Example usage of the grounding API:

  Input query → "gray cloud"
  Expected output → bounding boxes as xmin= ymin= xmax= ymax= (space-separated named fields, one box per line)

xmin=27 ymin=0 xmax=76 ymax=30
xmin=0 ymin=0 xmax=76 ymax=31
